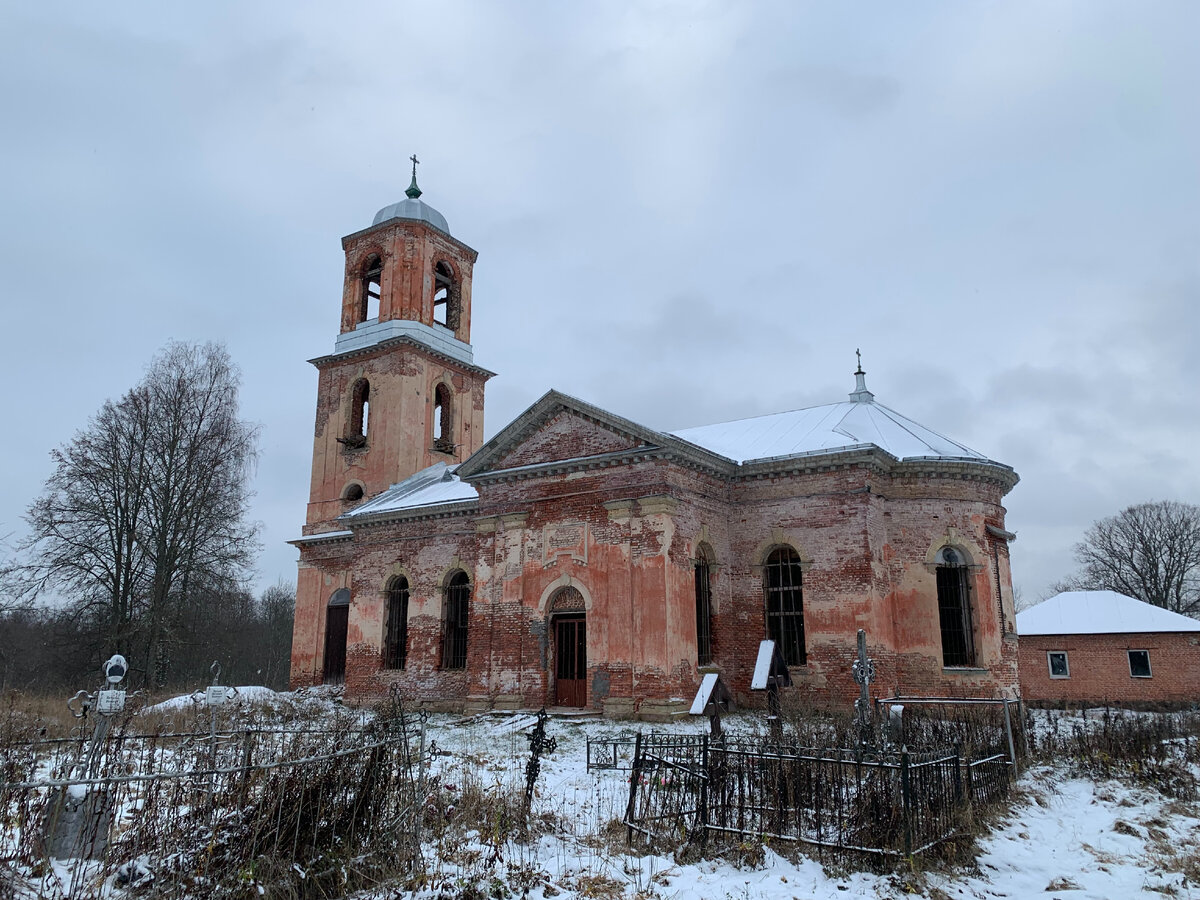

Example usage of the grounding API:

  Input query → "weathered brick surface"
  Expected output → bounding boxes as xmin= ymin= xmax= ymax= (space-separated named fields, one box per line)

xmin=1019 ymin=632 xmax=1200 ymax=704
xmin=290 ymin=211 xmax=1020 ymax=716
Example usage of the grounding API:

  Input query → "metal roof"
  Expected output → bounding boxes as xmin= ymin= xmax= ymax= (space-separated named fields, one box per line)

xmin=371 ymin=196 xmax=450 ymax=234
xmin=1017 ymin=591 xmax=1200 ymax=636
xmin=670 ymin=397 xmax=995 ymax=465
xmin=339 ymin=462 xmax=477 ymax=521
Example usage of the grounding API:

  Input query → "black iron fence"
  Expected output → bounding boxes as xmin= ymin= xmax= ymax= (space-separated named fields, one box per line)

xmin=624 ymin=733 xmax=1012 ymax=859
xmin=0 ymin=708 xmax=429 ymax=898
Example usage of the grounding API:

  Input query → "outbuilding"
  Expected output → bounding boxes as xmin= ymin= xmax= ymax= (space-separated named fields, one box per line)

xmin=1017 ymin=590 xmax=1200 ymax=705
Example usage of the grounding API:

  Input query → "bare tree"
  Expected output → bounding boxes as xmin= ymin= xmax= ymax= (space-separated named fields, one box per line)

xmin=23 ymin=341 xmax=261 ymax=687
xmin=1055 ymin=500 xmax=1200 ymax=618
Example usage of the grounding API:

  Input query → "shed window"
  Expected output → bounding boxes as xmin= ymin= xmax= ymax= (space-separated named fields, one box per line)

xmin=383 ymin=576 xmax=409 ymax=670
xmin=695 ymin=551 xmax=713 ymax=666
xmin=764 ymin=547 xmax=805 ymax=666
xmin=936 ymin=547 xmax=976 ymax=667
xmin=360 ymin=255 xmax=382 ymax=323
xmin=1128 ymin=649 xmax=1152 ymax=678
xmin=442 ymin=571 xmax=470 ymax=669
xmin=1047 ymin=651 xmax=1069 ymax=679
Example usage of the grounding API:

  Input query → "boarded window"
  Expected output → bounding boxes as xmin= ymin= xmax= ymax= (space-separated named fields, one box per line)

xmin=695 ymin=551 xmax=713 ymax=666
xmin=442 ymin=571 xmax=470 ymax=669
xmin=1128 ymin=649 xmax=1152 ymax=678
xmin=764 ymin=547 xmax=805 ymax=666
xmin=936 ymin=547 xmax=976 ymax=667
xmin=383 ymin=576 xmax=409 ymax=670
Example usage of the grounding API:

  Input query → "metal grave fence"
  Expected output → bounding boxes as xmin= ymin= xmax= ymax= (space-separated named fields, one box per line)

xmin=624 ymin=734 xmax=1012 ymax=859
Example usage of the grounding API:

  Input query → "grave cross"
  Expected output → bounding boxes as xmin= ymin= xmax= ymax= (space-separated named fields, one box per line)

xmin=851 ymin=628 xmax=876 ymax=747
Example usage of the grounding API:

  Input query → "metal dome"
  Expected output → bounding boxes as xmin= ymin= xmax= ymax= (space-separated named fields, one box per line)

xmin=371 ymin=196 xmax=450 ymax=234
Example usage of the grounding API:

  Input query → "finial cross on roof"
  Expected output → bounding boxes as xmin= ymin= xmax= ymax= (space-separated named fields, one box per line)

xmin=405 ymin=153 xmax=423 ymax=199
xmin=855 ymin=348 xmax=863 ymax=374
xmin=410 ymin=154 xmax=420 ymax=177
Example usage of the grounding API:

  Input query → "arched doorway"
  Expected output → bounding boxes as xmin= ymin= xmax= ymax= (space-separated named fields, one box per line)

xmin=323 ymin=588 xmax=350 ymax=684
xmin=550 ymin=587 xmax=587 ymax=707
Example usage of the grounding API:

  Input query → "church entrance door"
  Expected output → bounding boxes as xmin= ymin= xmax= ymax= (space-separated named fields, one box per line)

xmin=323 ymin=589 xmax=350 ymax=684
xmin=554 ymin=616 xmax=587 ymax=707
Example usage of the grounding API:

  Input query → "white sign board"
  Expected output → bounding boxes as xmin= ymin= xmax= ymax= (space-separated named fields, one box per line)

xmin=205 ymin=685 xmax=234 ymax=707
xmin=751 ymin=640 xmax=776 ymax=690
xmin=96 ymin=690 xmax=126 ymax=716
xmin=690 ymin=672 xmax=720 ymax=715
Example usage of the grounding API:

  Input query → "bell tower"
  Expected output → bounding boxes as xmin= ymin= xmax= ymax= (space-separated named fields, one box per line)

xmin=303 ymin=159 xmax=494 ymax=528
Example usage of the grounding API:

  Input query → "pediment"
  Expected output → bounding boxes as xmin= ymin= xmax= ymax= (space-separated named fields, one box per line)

xmin=457 ymin=391 xmax=663 ymax=480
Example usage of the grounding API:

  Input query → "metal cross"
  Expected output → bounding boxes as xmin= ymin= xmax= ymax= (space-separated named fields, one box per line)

xmin=410 ymin=154 xmax=420 ymax=177
xmin=855 ymin=348 xmax=862 ymax=372
xmin=851 ymin=628 xmax=876 ymax=747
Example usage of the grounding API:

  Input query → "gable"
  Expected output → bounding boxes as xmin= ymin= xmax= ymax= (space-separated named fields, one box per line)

xmin=490 ymin=410 xmax=647 ymax=470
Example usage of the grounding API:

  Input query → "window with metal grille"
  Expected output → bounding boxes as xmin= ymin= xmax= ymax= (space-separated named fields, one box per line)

xmin=383 ymin=576 xmax=409 ymax=670
xmin=936 ymin=547 xmax=976 ymax=667
xmin=433 ymin=260 xmax=459 ymax=329
xmin=442 ymin=571 xmax=470 ymax=669
xmin=695 ymin=552 xmax=713 ymax=666
xmin=764 ymin=547 xmax=805 ymax=666
xmin=360 ymin=255 xmax=382 ymax=322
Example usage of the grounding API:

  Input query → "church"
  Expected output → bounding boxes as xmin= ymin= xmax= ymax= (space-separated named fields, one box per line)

xmin=289 ymin=170 xmax=1022 ymax=717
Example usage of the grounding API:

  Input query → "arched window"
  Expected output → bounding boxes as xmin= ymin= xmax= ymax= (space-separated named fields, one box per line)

xmin=433 ymin=261 xmax=459 ymax=329
xmin=345 ymin=379 xmax=370 ymax=447
xmin=360 ymin=255 xmax=382 ymax=323
xmin=323 ymin=588 xmax=351 ymax=684
xmin=764 ymin=547 xmax=805 ymax=666
xmin=433 ymin=383 xmax=453 ymax=453
xmin=342 ymin=482 xmax=364 ymax=502
xmin=442 ymin=571 xmax=470 ymax=669
xmin=383 ymin=576 xmax=409 ymax=670
xmin=936 ymin=547 xmax=976 ymax=667
xmin=695 ymin=549 xmax=713 ymax=666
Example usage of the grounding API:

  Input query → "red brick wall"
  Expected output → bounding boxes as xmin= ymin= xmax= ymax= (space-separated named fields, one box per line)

xmin=293 ymin=407 xmax=1020 ymax=715
xmin=1019 ymin=632 xmax=1200 ymax=704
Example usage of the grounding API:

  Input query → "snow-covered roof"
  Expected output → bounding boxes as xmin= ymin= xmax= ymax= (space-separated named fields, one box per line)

xmin=340 ymin=462 xmax=477 ymax=521
xmin=1017 ymin=590 xmax=1200 ymax=636
xmin=670 ymin=397 xmax=994 ymax=465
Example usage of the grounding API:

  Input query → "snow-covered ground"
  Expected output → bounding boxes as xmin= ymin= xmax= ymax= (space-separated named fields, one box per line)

xmin=360 ymin=704 xmax=1195 ymax=900
xmin=125 ymin=690 xmax=1200 ymax=898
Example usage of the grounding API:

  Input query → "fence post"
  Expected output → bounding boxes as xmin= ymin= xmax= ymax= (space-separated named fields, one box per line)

xmin=624 ymin=732 xmax=643 ymax=845
xmin=900 ymin=746 xmax=912 ymax=859
xmin=1002 ymin=699 xmax=1019 ymax=778
xmin=698 ymin=734 xmax=709 ymax=853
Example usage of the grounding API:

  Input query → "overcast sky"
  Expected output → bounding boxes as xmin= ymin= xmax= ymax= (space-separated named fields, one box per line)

xmin=2 ymin=2 xmax=1198 ymax=607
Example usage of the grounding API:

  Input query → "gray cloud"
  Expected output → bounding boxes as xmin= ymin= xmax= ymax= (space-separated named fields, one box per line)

xmin=2 ymin=1 xmax=1198 ymax=607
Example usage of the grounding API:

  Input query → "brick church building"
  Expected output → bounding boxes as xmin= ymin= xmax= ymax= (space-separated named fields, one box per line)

xmin=289 ymin=172 xmax=1022 ymax=717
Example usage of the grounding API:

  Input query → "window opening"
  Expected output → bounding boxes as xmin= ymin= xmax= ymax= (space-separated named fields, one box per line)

xmin=1047 ymin=651 xmax=1069 ymax=679
xmin=360 ymin=255 xmax=382 ymax=323
xmin=764 ymin=547 xmax=805 ymax=666
xmin=1128 ymin=649 xmax=1152 ymax=678
xmin=433 ymin=383 xmax=453 ymax=453
xmin=384 ymin=576 xmax=409 ymax=670
xmin=936 ymin=547 xmax=976 ymax=667
xmin=343 ymin=483 xmax=364 ymax=502
xmin=432 ymin=261 xmax=459 ymax=329
xmin=442 ymin=571 xmax=470 ymax=669
xmin=341 ymin=379 xmax=370 ymax=448
xmin=695 ymin=551 xmax=713 ymax=666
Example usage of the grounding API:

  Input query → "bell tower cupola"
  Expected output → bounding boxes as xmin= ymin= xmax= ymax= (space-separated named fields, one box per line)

xmin=302 ymin=158 xmax=494 ymax=528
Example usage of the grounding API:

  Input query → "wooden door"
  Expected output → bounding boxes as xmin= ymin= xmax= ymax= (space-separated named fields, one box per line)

xmin=323 ymin=604 xmax=349 ymax=684
xmin=554 ymin=616 xmax=587 ymax=707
